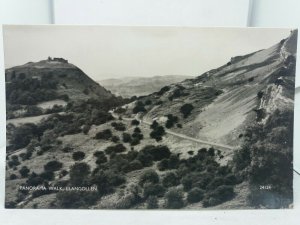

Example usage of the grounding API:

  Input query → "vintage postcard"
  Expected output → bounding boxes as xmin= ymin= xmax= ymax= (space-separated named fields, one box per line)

xmin=3 ymin=25 xmax=297 ymax=209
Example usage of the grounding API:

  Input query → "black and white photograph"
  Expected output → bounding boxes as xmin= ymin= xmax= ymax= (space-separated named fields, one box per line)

xmin=3 ymin=25 xmax=297 ymax=209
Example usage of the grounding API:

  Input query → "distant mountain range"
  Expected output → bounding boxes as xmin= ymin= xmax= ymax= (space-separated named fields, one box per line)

xmin=99 ymin=75 xmax=193 ymax=98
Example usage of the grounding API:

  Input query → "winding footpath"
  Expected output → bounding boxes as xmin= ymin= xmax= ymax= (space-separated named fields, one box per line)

xmin=110 ymin=111 xmax=236 ymax=151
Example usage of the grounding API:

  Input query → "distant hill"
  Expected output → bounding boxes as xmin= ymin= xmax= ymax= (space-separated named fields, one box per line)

xmin=5 ymin=58 xmax=113 ymax=119
xmin=5 ymin=57 xmax=113 ymax=103
xmin=99 ymin=75 xmax=193 ymax=98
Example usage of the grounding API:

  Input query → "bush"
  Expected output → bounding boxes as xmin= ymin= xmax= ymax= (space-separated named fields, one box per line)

xmin=125 ymin=160 xmax=143 ymax=172
xmin=165 ymin=188 xmax=184 ymax=209
xmin=72 ymin=151 xmax=85 ymax=161
xmin=95 ymin=155 xmax=107 ymax=165
xmin=181 ymin=172 xmax=213 ymax=191
xmin=187 ymin=187 xmax=204 ymax=203
xmin=44 ymin=160 xmax=63 ymax=172
xmin=132 ymin=101 xmax=146 ymax=114
xmin=143 ymin=183 xmax=165 ymax=198
xmin=10 ymin=173 xmax=17 ymax=180
xmin=92 ymin=169 xmax=126 ymax=196
xmin=224 ymin=174 xmax=237 ymax=185
xmin=181 ymin=174 xmax=193 ymax=191
xmin=40 ymin=171 xmax=54 ymax=181
xmin=19 ymin=151 xmax=32 ymax=161
xmin=188 ymin=151 xmax=194 ymax=155
xmin=139 ymin=170 xmax=159 ymax=186
xmin=8 ymin=155 xmax=20 ymax=168
xmin=146 ymin=195 xmax=159 ymax=209
xmin=168 ymin=154 xmax=180 ymax=169
xmin=82 ymin=125 xmax=91 ymax=134
xmin=180 ymin=103 xmax=194 ymax=118
xmin=9 ymin=123 xmax=40 ymax=150
xmin=157 ymin=159 xmax=169 ymax=171
xmin=165 ymin=114 xmax=178 ymax=128
xmin=136 ymin=152 xmax=153 ymax=167
xmin=130 ymin=138 xmax=140 ymax=146
xmin=150 ymin=126 xmax=165 ymax=141
xmin=203 ymin=185 xmax=234 ymax=207
xmin=131 ymin=119 xmax=140 ymax=126
xmin=208 ymin=147 xmax=215 ymax=156
xmin=69 ymin=162 xmax=91 ymax=186
xmin=104 ymin=144 xmax=126 ymax=154
xmin=94 ymin=129 xmax=112 ymax=140
xmin=206 ymin=177 xmax=224 ymax=190
xmin=111 ymin=122 xmax=126 ymax=131
xmin=93 ymin=150 xmax=105 ymax=158
xmin=59 ymin=170 xmax=68 ymax=178
xmin=133 ymin=127 xmax=141 ymax=133
xmin=122 ymin=133 xmax=132 ymax=143
xmin=162 ymin=172 xmax=180 ymax=188
xmin=157 ymin=86 xmax=170 ymax=96
xmin=111 ymin=135 xmax=120 ymax=143
xmin=141 ymin=145 xmax=171 ymax=161
xmin=57 ymin=191 xmax=99 ymax=209
xmin=150 ymin=120 xmax=159 ymax=129
xmin=132 ymin=132 xmax=143 ymax=140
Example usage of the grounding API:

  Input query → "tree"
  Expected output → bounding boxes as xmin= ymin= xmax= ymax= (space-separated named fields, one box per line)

xmin=122 ymin=133 xmax=132 ymax=143
xmin=187 ymin=187 xmax=204 ymax=203
xmin=162 ymin=172 xmax=180 ymax=188
xmin=94 ymin=129 xmax=112 ymax=140
xmin=72 ymin=151 xmax=85 ymax=161
xmin=19 ymin=166 xmax=30 ymax=178
xmin=132 ymin=101 xmax=146 ymax=114
xmin=150 ymin=126 xmax=165 ymax=141
xmin=146 ymin=195 xmax=159 ymax=209
xmin=141 ymin=145 xmax=171 ymax=161
xmin=143 ymin=183 xmax=165 ymax=198
xmin=165 ymin=188 xmax=184 ymax=209
xmin=150 ymin=120 xmax=159 ymax=129
xmin=69 ymin=162 xmax=91 ymax=186
xmin=139 ymin=170 xmax=159 ymax=187
xmin=44 ymin=160 xmax=63 ymax=172
xmin=131 ymin=119 xmax=140 ymax=126
xmin=180 ymin=103 xmax=194 ymax=118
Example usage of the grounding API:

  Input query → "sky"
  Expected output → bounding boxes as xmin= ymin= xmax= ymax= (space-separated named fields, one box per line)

xmin=3 ymin=25 xmax=291 ymax=81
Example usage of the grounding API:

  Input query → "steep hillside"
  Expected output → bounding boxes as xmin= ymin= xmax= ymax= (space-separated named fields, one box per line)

xmin=5 ymin=57 xmax=113 ymax=119
xmin=99 ymin=75 xmax=193 ymax=98
xmin=5 ymin=31 xmax=297 ymax=210
xmin=126 ymin=31 xmax=297 ymax=146
xmin=6 ymin=57 xmax=112 ymax=102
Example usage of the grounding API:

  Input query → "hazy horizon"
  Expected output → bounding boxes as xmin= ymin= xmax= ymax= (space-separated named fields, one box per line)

xmin=3 ymin=26 xmax=291 ymax=80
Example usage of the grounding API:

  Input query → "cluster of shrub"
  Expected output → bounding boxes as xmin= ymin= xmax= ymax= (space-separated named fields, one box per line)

xmin=132 ymin=101 xmax=147 ymax=114
xmin=111 ymin=122 xmax=126 ymax=131
xmin=6 ymin=74 xmax=68 ymax=105
xmin=150 ymin=121 xmax=166 ymax=141
xmin=165 ymin=114 xmax=180 ymax=129
xmin=56 ymin=143 xmax=236 ymax=209
xmin=232 ymin=108 xmax=293 ymax=208
xmin=6 ymin=159 xmax=67 ymax=208
xmin=7 ymin=96 xmax=131 ymax=152
xmin=168 ymin=86 xmax=189 ymax=101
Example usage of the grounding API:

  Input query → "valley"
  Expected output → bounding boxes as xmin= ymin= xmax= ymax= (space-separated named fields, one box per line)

xmin=4 ymin=30 xmax=297 ymax=209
